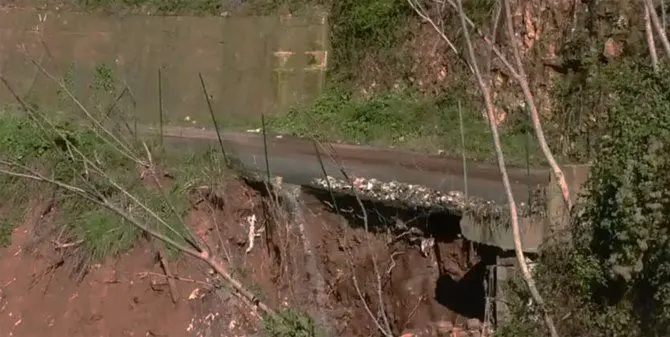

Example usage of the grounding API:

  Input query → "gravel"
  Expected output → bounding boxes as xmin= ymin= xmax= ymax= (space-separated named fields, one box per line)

xmin=311 ymin=175 xmax=545 ymax=223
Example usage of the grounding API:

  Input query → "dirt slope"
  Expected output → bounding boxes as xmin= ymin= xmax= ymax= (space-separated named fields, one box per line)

xmin=0 ymin=178 xmax=487 ymax=337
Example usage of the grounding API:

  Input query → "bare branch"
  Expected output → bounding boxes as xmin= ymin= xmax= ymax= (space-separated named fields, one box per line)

xmin=0 ymin=161 xmax=276 ymax=315
xmin=0 ymin=70 xmax=278 ymax=318
xmin=410 ymin=0 xmax=572 ymax=210
xmin=501 ymin=0 xmax=571 ymax=210
xmin=646 ymin=4 xmax=660 ymax=71
xmin=453 ymin=0 xmax=560 ymax=335
xmin=0 ymin=160 xmax=199 ymax=256
xmin=8 ymin=54 xmax=145 ymax=168
xmin=406 ymin=0 xmax=475 ymax=74
xmin=644 ymin=0 xmax=670 ymax=58
xmin=313 ymin=143 xmax=394 ymax=337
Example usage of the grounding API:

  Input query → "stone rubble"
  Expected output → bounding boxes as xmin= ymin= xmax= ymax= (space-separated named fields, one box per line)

xmin=311 ymin=175 xmax=544 ymax=220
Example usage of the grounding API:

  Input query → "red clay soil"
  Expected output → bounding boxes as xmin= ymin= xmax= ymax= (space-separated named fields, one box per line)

xmin=0 ymin=182 xmax=262 ymax=337
xmin=0 ymin=178 xmax=485 ymax=337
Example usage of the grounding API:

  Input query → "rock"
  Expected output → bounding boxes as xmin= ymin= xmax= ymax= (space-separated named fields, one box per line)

xmin=466 ymin=318 xmax=481 ymax=330
xmin=451 ymin=327 xmax=468 ymax=337
xmin=434 ymin=320 xmax=453 ymax=336
xmin=603 ymin=38 xmax=623 ymax=60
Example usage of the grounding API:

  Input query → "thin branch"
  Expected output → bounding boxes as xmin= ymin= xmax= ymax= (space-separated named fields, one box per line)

xmin=199 ymin=72 xmax=230 ymax=167
xmin=141 ymin=142 xmax=204 ymax=251
xmin=501 ymin=0 xmax=571 ymax=210
xmin=156 ymin=245 xmax=179 ymax=303
xmin=312 ymin=141 xmax=393 ymax=334
xmin=485 ymin=2 xmax=503 ymax=81
xmin=406 ymin=0 xmax=474 ymax=74
xmin=0 ymin=161 xmax=198 ymax=256
xmin=0 ymin=162 xmax=275 ymax=315
xmin=317 ymin=144 xmax=393 ymax=336
xmin=454 ymin=0 xmax=559 ymax=336
xmin=644 ymin=0 xmax=670 ymax=58
xmin=646 ymin=4 xmax=660 ymax=71
xmin=412 ymin=0 xmax=572 ymax=210
xmin=2 ymin=73 xmax=201 ymax=252
xmin=7 ymin=30 xmax=278 ymax=321
xmin=22 ymin=53 xmax=145 ymax=167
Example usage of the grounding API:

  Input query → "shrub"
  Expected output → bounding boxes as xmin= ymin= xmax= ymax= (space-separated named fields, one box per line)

xmin=498 ymin=62 xmax=670 ymax=337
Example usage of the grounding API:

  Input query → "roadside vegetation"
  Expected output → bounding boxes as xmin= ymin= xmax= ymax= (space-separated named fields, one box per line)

xmin=0 ymin=110 xmax=218 ymax=258
xmin=0 ymin=96 xmax=318 ymax=336
xmin=498 ymin=61 xmax=670 ymax=337
xmin=1 ymin=44 xmax=322 ymax=335
xmin=4 ymin=0 xmax=670 ymax=337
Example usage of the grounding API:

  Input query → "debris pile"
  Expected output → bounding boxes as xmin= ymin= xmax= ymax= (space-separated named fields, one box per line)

xmin=311 ymin=175 xmax=545 ymax=221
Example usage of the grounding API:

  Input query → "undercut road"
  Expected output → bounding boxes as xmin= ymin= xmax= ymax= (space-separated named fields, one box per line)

xmin=156 ymin=126 xmax=551 ymax=205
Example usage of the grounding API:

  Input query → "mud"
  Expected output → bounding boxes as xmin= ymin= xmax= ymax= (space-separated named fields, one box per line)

xmin=0 ymin=176 xmax=491 ymax=337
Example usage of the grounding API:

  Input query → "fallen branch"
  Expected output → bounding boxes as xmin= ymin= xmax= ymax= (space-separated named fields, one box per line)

xmin=156 ymin=246 xmax=179 ymax=304
xmin=138 ymin=271 xmax=215 ymax=287
xmin=51 ymin=239 xmax=84 ymax=250
xmin=0 ymin=162 xmax=276 ymax=316
xmin=0 ymin=74 xmax=278 ymax=318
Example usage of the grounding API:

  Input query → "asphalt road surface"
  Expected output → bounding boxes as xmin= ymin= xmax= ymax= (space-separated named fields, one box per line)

xmin=157 ymin=126 xmax=551 ymax=205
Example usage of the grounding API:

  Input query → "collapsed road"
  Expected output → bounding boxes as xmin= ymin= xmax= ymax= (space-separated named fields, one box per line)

xmin=157 ymin=126 xmax=552 ymax=253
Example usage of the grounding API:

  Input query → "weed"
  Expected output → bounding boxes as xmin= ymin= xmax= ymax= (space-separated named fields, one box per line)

xmin=262 ymin=308 xmax=322 ymax=337
xmin=0 ymin=219 xmax=12 ymax=247
xmin=0 ymin=114 xmax=54 ymax=244
xmin=67 ymin=204 xmax=141 ymax=261
xmin=497 ymin=63 xmax=670 ymax=337
xmin=328 ymin=0 xmax=413 ymax=83
xmin=0 ymin=112 xmax=203 ymax=262
xmin=266 ymin=87 xmax=544 ymax=166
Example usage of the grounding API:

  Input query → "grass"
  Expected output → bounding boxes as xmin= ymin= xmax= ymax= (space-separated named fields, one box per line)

xmin=262 ymin=308 xmax=323 ymax=337
xmin=0 ymin=110 xmax=324 ymax=337
xmin=265 ymin=88 xmax=547 ymax=167
xmin=0 ymin=111 xmax=227 ymax=259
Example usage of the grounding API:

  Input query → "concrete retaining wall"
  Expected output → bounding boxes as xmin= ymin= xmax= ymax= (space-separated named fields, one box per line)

xmin=0 ymin=8 xmax=328 ymax=126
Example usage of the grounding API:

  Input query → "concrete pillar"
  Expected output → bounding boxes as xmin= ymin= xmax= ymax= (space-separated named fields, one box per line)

xmin=545 ymin=164 xmax=590 ymax=238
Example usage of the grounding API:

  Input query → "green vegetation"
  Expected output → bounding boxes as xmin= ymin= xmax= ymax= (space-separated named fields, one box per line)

xmin=0 ymin=111 xmax=323 ymax=337
xmin=0 ymin=112 xmax=221 ymax=259
xmin=0 ymin=57 xmax=202 ymax=256
xmin=327 ymin=0 xmax=413 ymax=83
xmin=262 ymin=309 xmax=322 ymax=337
xmin=266 ymin=87 xmax=544 ymax=166
xmin=497 ymin=62 xmax=670 ymax=337
xmin=7 ymin=1 xmax=670 ymax=335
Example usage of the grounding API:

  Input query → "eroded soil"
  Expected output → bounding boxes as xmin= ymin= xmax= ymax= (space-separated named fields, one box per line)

xmin=0 ymin=178 xmax=486 ymax=337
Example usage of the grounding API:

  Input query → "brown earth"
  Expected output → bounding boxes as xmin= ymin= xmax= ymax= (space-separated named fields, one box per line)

xmin=0 ymin=175 xmax=488 ymax=337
